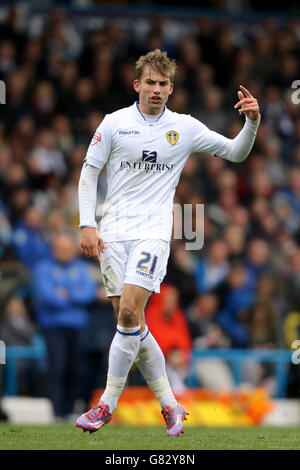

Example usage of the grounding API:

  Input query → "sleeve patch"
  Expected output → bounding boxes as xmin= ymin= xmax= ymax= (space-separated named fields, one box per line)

xmin=91 ymin=132 xmax=102 ymax=146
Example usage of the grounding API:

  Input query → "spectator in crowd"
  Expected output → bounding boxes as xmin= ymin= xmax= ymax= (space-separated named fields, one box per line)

xmin=246 ymin=301 xmax=282 ymax=350
xmin=28 ymin=128 xmax=67 ymax=182
xmin=12 ymin=205 xmax=51 ymax=271
xmin=245 ymin=238 xmax=272 ymax=285
xmin=195 ymin=239 xmax=230 ymax=293
xmin=0 ymin=247 xmax=32 ymax=314
xmin=224 ymin=224 xmax=247 ymax=260
xmin=217 ymin=262 xmax=255 ymax=348
xmin=280 ymin=247 xmax=300 ymax=313
xmin=187 ymin=291 xmax=228 ymax=349
xmin=0 ymin=296 xmax=38 ymax=395
xmin=274 ymin=166 xmax=300 ymax=226
xmin=191 ymin=85 xmax=229 ymax=134
xmin=0 ymin=206 xmax=12 ymax=258
xmin=241 ymin=301 xmax=283 ymax=396
xmin=186 ymin=291 xmax=233 ymax=389
xmin=0 ymin=296 xmax=35 ymax=346
xmin=33 ymin=232 xmax=96 ymax=420
xmin=165 ymin=241 xmax=197 ymax=307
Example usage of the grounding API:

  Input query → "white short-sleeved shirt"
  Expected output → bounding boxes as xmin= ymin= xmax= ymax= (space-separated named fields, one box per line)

xmin=85 ymin=102 xmax=236 ymax=242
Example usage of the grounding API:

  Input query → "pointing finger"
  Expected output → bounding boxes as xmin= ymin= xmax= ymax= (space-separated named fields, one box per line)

xmin=239 ymin=85 xmax=252 ymax=97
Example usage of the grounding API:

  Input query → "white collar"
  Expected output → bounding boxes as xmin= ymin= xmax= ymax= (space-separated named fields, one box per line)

xmin=133 ymin=101 xmax=167 ymax=124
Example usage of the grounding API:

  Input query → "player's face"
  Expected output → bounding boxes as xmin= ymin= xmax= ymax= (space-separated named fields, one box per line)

xmin=133 ymin=66 xmax=174 ymax=115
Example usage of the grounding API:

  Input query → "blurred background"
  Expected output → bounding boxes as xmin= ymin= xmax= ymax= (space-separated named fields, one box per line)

xmin=0 ymin=0 xmax=300 ymax=427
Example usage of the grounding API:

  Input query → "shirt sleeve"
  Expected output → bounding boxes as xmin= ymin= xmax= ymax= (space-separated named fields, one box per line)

xmin=78 ymin=162 xmax=101 ymax=228
xmin=189 ymin=114 xmax=261 ymax=162
xmin=85 ymin=114 xmax=112 ymax=169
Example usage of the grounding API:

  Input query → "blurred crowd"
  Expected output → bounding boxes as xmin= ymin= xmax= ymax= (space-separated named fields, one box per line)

xmin=1 ymin=6 xmax=300 ymax=418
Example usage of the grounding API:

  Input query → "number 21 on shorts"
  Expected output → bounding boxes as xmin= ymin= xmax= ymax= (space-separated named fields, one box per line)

xmin=136 ymin=252 xmax=158 ymax=274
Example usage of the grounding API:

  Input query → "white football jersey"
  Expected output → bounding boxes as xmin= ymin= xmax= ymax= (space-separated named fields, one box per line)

xmin=85 ymin=102 xmax=257 ymax=242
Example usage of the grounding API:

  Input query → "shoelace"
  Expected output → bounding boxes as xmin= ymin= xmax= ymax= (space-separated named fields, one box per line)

xmin=86 ymin=405 xmax=108 ymax=423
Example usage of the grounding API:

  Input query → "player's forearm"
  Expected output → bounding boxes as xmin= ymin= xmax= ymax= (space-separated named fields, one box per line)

xmin=78 ymin=162 xmax=101 ymax=228
xmin=226 ymin=115 xmax=261 ymax=162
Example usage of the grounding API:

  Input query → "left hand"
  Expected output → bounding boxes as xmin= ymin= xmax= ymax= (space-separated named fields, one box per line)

xmin=234 ymin=85 xmax=260 ymax=121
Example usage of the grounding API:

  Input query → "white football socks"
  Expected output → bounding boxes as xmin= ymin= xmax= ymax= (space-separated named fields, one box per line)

xmin=100 ymin=323 xmax=177 ymax=413
xmin=135 ymin=325 xmax=177 ymax=409
xmin=100 ymin=324 xmax=141 ymax=412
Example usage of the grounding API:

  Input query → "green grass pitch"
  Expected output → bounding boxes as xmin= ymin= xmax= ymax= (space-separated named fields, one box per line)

xmin=0 ymin=423 xmax=300 ymax=450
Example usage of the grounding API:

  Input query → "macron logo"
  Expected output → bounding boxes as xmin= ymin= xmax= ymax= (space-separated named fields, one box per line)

xmin=118 ymin=130 xmax=140 ymax=135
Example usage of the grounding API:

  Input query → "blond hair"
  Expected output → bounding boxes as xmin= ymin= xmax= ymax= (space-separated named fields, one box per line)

xmin=135 ymin=49 xmax=177 ymax=82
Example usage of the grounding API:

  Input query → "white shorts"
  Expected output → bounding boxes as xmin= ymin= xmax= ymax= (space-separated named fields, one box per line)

xmin=100 ymin=239 xmax=170 ymax=297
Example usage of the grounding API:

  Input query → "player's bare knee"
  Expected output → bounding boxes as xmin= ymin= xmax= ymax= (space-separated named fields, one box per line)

xmin=118 ymin=307 xmax=138 ymax=327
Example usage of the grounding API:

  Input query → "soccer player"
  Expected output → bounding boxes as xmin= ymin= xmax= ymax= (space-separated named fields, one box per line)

xmin=76 ymin=49 xmax=260 ymax=436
